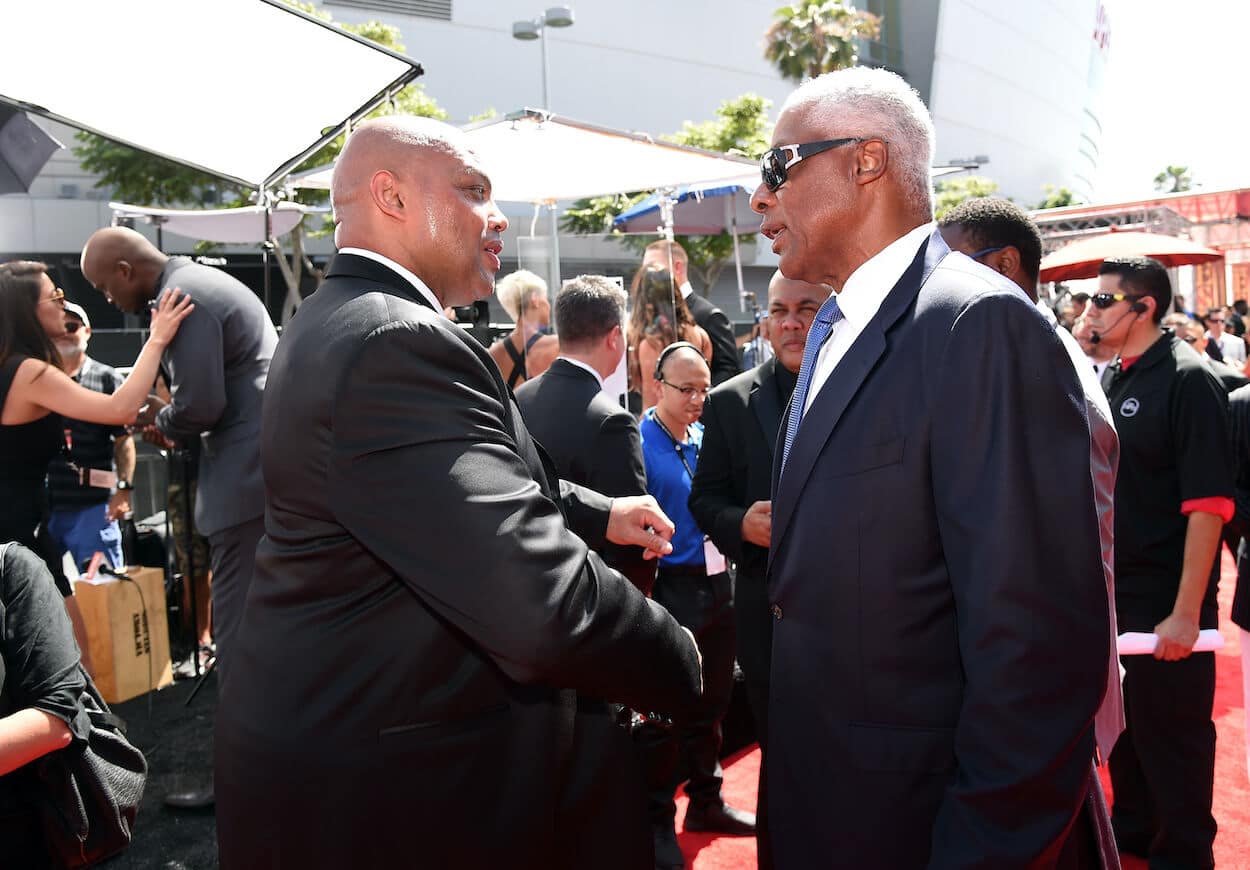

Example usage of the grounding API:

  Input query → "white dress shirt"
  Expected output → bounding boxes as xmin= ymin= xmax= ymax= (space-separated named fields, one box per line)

xmin=338 ymin=247 xmax=445 ymax=316
xmin=803 ymin=222 xmax=935 ymax=414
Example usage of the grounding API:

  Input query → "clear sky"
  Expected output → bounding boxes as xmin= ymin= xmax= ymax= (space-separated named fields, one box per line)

xmin=1094 ymin=0 xmax=1250 ymax=202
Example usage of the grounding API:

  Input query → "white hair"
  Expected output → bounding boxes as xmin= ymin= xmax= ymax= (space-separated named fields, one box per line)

xmin=496 ymin=269 xmax=549 ymax=320
xmin=781 ymin=67 xmax=935 ymax=213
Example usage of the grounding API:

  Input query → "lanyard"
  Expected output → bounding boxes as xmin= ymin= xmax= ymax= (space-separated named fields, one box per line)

xmin=652 ymin=414 xmax=697 ymax=481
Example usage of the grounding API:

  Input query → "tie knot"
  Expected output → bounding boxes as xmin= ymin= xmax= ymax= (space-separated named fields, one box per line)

xmin=816 ymin=294 xmax=843 ymax=326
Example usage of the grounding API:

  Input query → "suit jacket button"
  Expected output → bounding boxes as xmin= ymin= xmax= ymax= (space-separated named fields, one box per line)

xmin=770 ymin=604 xmax=783 ymax=620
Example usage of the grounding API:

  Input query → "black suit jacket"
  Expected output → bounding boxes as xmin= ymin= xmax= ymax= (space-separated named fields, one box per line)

xmin=767 ymin=232 xmax=1108 ymax=868
xmin=688 ymin=357 xmax=785 ymax=681
xmin=515 ymin=358 xmax=656 ymax=595
xmin=685 ymin=290 xmax=742 ymax=386
xmin=215 ymin=253 xmax=701 ymax=869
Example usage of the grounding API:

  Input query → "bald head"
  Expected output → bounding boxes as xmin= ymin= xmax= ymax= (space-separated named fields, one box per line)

xmin=330 ymin=115 xmax=508 ymax=307
xmin=80 ymin=226 xmax=167 ymax=314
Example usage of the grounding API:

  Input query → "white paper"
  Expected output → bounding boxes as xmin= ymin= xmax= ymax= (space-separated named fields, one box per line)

xmin=1116 ymin=629 xmax=1225 ymax=656
xmin=703 ymin=537 xmax=727 ymax=575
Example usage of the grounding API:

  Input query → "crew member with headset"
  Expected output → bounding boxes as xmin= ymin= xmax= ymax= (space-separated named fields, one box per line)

xmin=635 ymin=341 xmax=755 ymax=870
xmin=1087 ymin=257 xmax=1231 ymax=869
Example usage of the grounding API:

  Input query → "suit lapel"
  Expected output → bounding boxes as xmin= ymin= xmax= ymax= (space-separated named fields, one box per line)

xmin=749 ymin=358 xmax=783 ymax=459
xmin=771 ymin=230 xmax=949 ymax=547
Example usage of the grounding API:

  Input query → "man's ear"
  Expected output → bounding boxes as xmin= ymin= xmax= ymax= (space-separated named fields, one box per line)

xmin=996 ymin=246 xmax=1021 ymax=277
xmin=854 ymin=139 xmax=889 ymax=185
xmin=369 ymin=170 xmax=404 ymax=220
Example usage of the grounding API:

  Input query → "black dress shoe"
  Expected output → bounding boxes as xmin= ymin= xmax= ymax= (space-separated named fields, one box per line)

xmin=683 ymin=801 xmax=756 ymax=836
xmin=652 ymin=821 xmax=686 ymax=870
xmin=164 ymin=786 xmax=215 ymax=810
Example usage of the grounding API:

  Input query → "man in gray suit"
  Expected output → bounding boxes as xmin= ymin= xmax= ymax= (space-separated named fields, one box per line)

xmin=81 ymin=227 xmax=276 ymax=806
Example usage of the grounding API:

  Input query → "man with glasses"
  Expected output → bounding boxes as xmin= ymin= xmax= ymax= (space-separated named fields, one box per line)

xmin=44 ymin=302 xmax=134 ymax=577
xmin=750 ymin=67 xmax=1109 ymax=867
xmin=689 ymin=269 xmax=825 ymax=870
xmin=638 ymin=342 xmax=753 ymax=869
xmin=1090 ymin=257 xmax=1231 ymax=869
xmin=1204 ymin=306 xmax=1245 ymax=365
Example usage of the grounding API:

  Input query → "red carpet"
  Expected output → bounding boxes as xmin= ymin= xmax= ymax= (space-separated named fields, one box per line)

xmin=680 ymin=551 xmax=1250 ymax=868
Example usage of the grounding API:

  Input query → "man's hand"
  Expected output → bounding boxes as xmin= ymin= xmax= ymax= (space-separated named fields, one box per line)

xmin=741 ymin=500 xmax=772 ymax=548
xmin=1153 ymin=611 xmax=1201 ymax=660
xmin=607 ymin=495 xmax=675 ymax=560
xmin=132 ymin=393 xmax=168 ymax=428
xmin=106 ymin=491 xmax=131 ymax=522
xmin=140 ymin=424 xmax=176 ymax=451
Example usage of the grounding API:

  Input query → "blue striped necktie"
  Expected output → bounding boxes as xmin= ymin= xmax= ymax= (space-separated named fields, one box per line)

xmin=781 ymin=294 xmax=844 ymax=470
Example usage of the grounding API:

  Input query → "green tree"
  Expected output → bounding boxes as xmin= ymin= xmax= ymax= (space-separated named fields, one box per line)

xmin=1153 ymin=165 xmax=1192 ymax=193
xmin=560 ymin=94 xmax=772 ymax=293
xmin=1034 ymin=184 xmax=1081 ymax=210
xmin=932 ymin=175 xmax=1000 ymax=220
xmin=763 ymin=1 xmax=881 ymax=83
xmin=73 ymin=0 xmax=446 ymax=322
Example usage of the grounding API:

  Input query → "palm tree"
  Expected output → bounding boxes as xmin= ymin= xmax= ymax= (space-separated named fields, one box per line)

xmin=1153 ymin=165 xmax=1193 ymax=193
xmin=763 ymin=1 xmax=881 ymax=83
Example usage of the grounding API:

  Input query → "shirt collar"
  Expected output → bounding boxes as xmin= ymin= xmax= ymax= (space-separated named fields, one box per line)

xmin=339 ymin=247 xmax=445 ymax=316
xmin=680 ymin=281 xmax=694 ymax=300
xmin=556 ymin=355 xmax=605 ymax=388
xmin=833 ymin=222 xmax=935 ymax=327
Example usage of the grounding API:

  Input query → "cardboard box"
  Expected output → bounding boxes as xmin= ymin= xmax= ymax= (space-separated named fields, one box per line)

xmin=74 ymin=566 xmax=174 ymax=704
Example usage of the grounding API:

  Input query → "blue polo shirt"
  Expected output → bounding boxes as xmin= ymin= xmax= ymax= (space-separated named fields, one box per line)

xmin=639 ymin=409 xmax=705 ymax=567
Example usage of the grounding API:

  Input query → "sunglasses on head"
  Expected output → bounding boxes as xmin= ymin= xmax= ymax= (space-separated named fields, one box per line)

xmin=1090 ymin=292 xmax=1146 ymax=310
xmin=760 ymin=137 xmax=868 ymax=191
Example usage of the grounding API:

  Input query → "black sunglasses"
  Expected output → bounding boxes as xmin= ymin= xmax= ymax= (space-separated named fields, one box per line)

xmin=64 ymin=320 xmax=83 ymax=334
xmin=760 ymin=138 xmax=867 ymax=191
xmin=1090 ymin=292 xmax=1146 ymax=310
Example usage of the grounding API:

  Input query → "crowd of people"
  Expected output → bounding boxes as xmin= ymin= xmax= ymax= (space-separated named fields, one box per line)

xmin=1 ymin=64 xmax=1248 ymax=869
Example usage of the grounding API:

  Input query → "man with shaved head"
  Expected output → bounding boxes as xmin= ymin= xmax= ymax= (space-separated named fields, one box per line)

xmin=80 ymin=225 xmax=276 ymax=807
xmin=214 ymin=116 xmax=701 ymax=869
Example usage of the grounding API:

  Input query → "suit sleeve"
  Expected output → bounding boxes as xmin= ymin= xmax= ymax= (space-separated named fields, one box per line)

xmin=327 ymin=319 xmax=700 ymax=715
xmin=586 ymin=412 xmax=656 ymax=595
xmin=928 ymin=294 xmax=1108 ymax=866
xmin=156 ymin=299 xmax=227 ymax=440
xmin=702 ymin=305 xmax=742 ymax=386
xmin=688 ymin=391 xmax=748 ymax=563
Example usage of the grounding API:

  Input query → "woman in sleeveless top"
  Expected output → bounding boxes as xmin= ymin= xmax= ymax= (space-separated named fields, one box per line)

xmin=487 ymin=269 xmax=559 ymax=388
xmin=0 ymin=260 xmax=193 ymax=590
xmin=627 ymin=264 xmax=712 ymax=412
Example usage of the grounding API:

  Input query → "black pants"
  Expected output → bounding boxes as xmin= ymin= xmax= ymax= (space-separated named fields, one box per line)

xmin=206 ymin=515 xmax=265 ymax=691
xmin=636 ymin=568 xmax=736 ymax=824
xmin=1109 ymin=651 xmax=1217 ymax=870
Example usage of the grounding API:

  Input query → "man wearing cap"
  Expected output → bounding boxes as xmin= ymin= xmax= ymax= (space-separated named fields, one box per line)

xmin=44 ymin=301 xmax=135 ymax=575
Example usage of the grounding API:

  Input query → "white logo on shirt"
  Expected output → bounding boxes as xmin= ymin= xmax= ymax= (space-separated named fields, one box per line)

xmin=1120 ymin=397 xmax=1140 ymax=418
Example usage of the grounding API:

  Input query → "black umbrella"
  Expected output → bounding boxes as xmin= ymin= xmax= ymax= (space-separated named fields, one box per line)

xmin=0 ymin=104 xmax=62 ymax=194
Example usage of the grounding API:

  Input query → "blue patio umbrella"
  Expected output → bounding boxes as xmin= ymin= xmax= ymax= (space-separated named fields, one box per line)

xmin=613 ymin=177 xmax=760 ymax=313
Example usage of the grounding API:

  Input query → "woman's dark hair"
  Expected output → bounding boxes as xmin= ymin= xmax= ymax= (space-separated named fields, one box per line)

xmin=627 ymin=265 xmax=697 ymax=351
xmin=0 ymin=260 xmax=62 ymax=373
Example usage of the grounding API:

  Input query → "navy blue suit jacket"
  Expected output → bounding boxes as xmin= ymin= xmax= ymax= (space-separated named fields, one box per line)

xmin=766 ymin=231 xmax=1109 ymax=868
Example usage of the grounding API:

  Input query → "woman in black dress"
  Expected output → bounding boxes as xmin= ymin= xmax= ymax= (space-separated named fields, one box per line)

xmin=0 ymin=259 xmax=192 ymax=592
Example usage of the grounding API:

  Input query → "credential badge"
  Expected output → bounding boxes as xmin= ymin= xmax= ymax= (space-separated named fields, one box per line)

xmin=1120 ymin=397 xmax=1140 ymax=418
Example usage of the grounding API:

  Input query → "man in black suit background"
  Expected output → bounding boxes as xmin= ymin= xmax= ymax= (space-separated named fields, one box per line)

xmin=516 ymin=274 xmax=654 ymax=595
xmin=643 ymin=241 xmax=741 ymax=385
xmin=215 ymin=116 xmax=702 ymax=869
xmin=750 ymin=67 xmax=1108 ymax=867
xmin=688 ymin=268 xmax=824 ymax=870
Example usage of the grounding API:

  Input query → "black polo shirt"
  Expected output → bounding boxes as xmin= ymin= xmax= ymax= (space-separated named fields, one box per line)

xmin=1103 ymin=331 xmax=1233 ymax=632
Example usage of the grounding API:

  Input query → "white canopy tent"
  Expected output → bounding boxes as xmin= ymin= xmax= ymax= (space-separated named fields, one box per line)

xmin=289 ymin=108 xmax=759 ymax=202
xmin=109 ymin=202 xmax=314 ymax=245
xmin=0 ymin=0 xmax=422 ymax=191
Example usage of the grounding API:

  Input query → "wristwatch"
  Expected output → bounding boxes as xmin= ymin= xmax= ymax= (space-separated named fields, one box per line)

xmin=115 ymin=480 xmax=134 ymax=491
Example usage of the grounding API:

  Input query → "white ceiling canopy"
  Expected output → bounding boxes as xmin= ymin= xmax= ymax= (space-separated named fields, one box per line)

xmin=0 ymin=0 xmax=421 ymax=190
xmin=109 ymin=201 xmax=314 ymax=244
xmin=289 ymin=108 xmax=759 ymax=203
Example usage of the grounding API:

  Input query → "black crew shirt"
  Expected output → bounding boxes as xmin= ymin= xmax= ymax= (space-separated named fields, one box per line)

xmin=1103 ymin=331 xmax=1233 ymax=632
